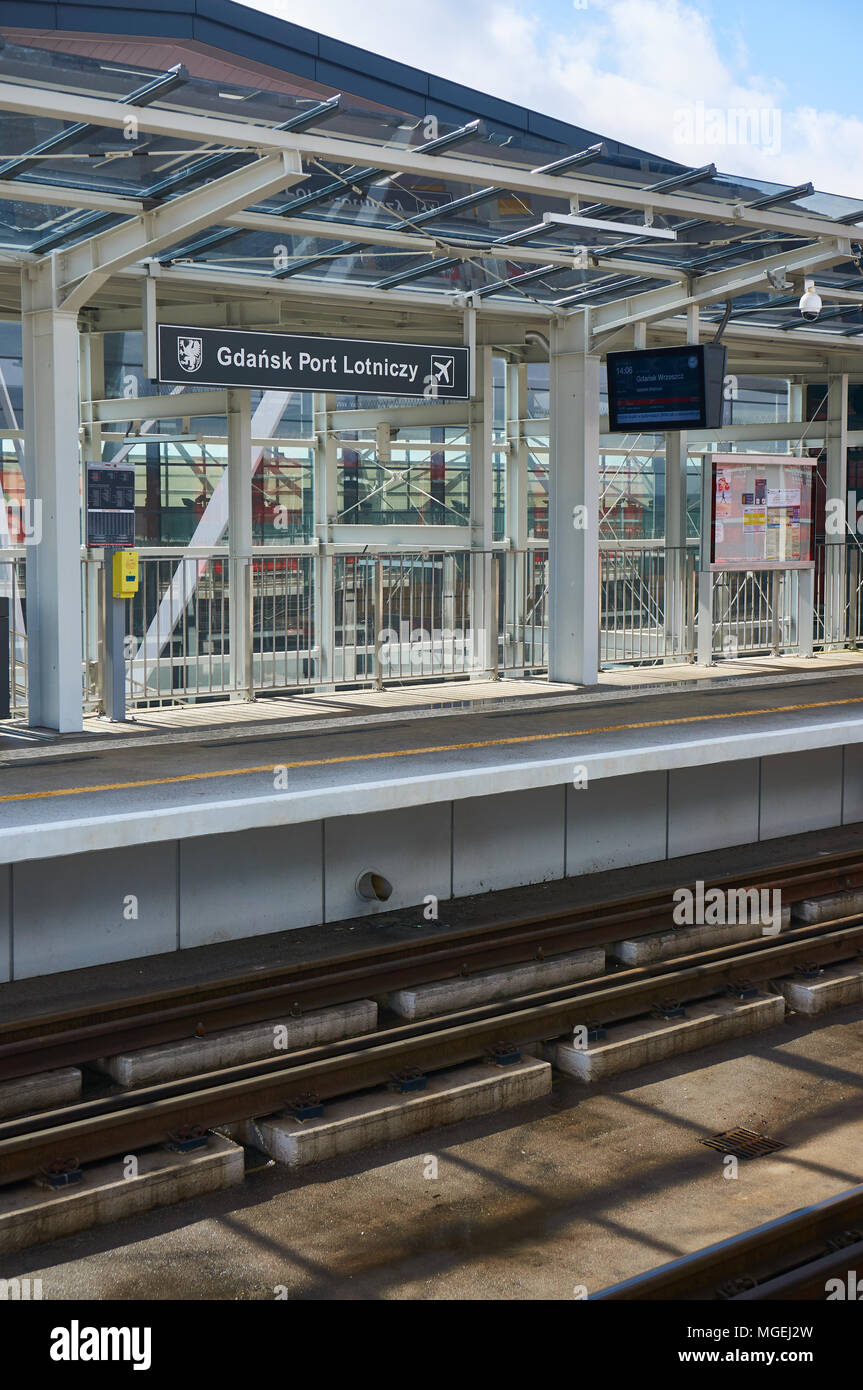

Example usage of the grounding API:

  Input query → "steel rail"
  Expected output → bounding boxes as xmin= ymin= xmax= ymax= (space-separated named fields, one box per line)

xmin=3 ymin=847 xmax=863 ymax=1082
xmin=0 ymin=914 xmax=861 ymax=1185
xmin=593 ymin=1183 xmax=863 ymax=1300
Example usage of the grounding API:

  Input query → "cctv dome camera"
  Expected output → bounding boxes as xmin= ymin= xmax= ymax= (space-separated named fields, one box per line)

xmin=798 ymin=287 xmax=822 ymax=321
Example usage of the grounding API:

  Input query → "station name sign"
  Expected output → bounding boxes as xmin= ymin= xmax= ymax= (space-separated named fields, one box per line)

xmin=155 ymin=324 xmax=470 ymax=400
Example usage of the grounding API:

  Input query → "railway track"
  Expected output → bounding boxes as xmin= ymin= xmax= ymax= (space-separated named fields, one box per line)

xmin=593 ymin=1182 xmax=863 ymax=1300
xmin=2 ymin=907 xmax=863 ymax=1187
xmin=3 ymin=845 xmax=863 ymax=1083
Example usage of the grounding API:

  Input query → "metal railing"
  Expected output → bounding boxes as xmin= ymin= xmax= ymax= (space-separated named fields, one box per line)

xmin=0 ymin=550 xmax=26 ymax=716
xmin=253 ymin=554 xmax=316 ymax=692
xmin=126 ymin=553 xmax=234 ymax=704
xmin=712 ymin=567 xmax=799 ymax=656
xmin=599 ymin=545 xmax=696 ymax=666
xmin=499 ymin=547 xmax=549 ymax=672
xmin=371 ymin=551 xmax=475 ymax=682
xmin=5 ymin=539 xmax=855 ymax=722
xmin=814 ymin=541 xmax=863 ymax=650
xmin=120 ymin=549 xmax=503 ymax=704
xmin=82 ymin=554 xmax=103 ymax=713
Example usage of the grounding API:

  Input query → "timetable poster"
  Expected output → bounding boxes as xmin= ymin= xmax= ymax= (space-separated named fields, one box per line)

xmin=709 ymin=454 xmax=816 ymax=571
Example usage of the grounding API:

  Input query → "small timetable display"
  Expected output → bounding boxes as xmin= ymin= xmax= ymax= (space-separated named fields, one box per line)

xmin=86 ymin=464 xmax=135 ymax=547
xmin=708 ymin=454 xmax=816 ymax=571
xmin=607 ymin=344 xmax=727 ymax=431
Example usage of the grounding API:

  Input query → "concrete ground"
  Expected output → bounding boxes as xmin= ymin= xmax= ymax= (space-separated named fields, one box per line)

xmin=4 ymin=995 xmax=863 ymax=1300
xmin=5 ymin=650 xmax=863 ymax=751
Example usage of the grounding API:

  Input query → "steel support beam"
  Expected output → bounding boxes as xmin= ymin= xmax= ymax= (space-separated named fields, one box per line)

xmin=0 ymin=181 xmax=145 ymax=214
xmin=469 ymin=346 xmax=495 ymax=676
xmin=663 ymin=432 xmax=690 ymax=660
xmin=505 ymin=361 xmax=530 ymax=669
xmin=90 ymin=391 xmax=227 ymax=423
xmin=58 ymin=151 xmax=306 ymax=313
xmin=0 ymin=81 xmax=854 ymax=243
xmin=0 ymin=64 xmax=188 ymax=182
xmin=20 ymin=260 xmax=83 ymax=731
xmin=664 ymin=309 xmax=698 ymax=659
xmin=229 ymin=211 xmax=582 ymax=270
xmin=696 ymin=453 xmax=715 ymax=666
xmin=589 ymin=241 xmax=854 ymax=340
xmin=313 ymin=392 xmax=337 ymax=685
xmin=80 ymin=330 xmax=104 ymax=690
xmin=120 ymin=261 xmax=552 ymax=322
xmin=825 ymin=372 xmax=850 ymax=646
xmin=505 ymin=362 xmax=529 ymax=551
xmin=548 ymin=314 xmax=600 ymax=684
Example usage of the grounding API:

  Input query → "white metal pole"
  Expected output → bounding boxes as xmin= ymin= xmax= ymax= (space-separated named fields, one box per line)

xmin=825 ymin=372 xmax=849 ymax=647
xmin=313 ymin=391 xmax=337 ymax=686
xmin=505 ymin=361 xmax=529 ymax=670
xmin=80 ymin=330 xmax=104 ymax=698
xmin=20 ymin=261 xmax=84 ymax=731
xmin=548 ymin=313 xmax=600 ymax=685
xmin=227 ymin=388 xmax=253 ymax=698
xmin=798 ymin=566 xmax=815 ymax=657
xmin=664 ymin=430 xmax=689 ymax=660
xmin=664 ymin=309 xmax=699 ymax=661
xmin=469 ymin=346 xmax=494 ymax=677
xmin=696 ymin=450 xmax=714 ymax=665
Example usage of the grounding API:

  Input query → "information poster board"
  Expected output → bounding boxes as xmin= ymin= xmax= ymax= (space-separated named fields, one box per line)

xmin=707 ymin=454 xmax=816 ymax=571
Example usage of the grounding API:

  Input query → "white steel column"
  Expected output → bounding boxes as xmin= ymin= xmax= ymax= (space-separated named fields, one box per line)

xmin=79 ymin=329 xmax=105 ymax=699
xmin=664 ymin=310 xmax=698 ymax=660
xmin=313 ymin=392 xmax=337 ymax=685
xmin=20 ymin=260 xmax=83 ymax=731
xmin=696 ymin=448 xmax=715 ymax=666
xmin=469 ymin=346 xmax=495 ymax=675
xmin=505 ymin=362 xmax=529 ymax=550
xmin=824 ymin=372 xmax=849 ymax=646
xmin=789 ymin=379 xmax=805 ymax=450
xmin=227 ymin=388 xmax=253 ymax=697
xmin=505 ymin=361 xmax=529 ymax=669
xmin=663 ymin=430 xmax=690 ymax=659
xmin=788 ymin=377 xmax=815 ymax=656
xmin=79 ymin=329 xmax=104 ymax=465
xmin=548 ymin=314 xmax=600 ymax=685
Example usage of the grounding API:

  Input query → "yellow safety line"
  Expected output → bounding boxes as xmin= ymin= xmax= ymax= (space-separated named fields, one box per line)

xmin=2 ymin=693 xmax=862 ymax=805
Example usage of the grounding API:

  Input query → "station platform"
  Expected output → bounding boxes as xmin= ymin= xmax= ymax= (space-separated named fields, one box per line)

xmin=3 ymin=651 xmax=863 ymax=980
xmin=5 ymin=648 xmax=863 ymax=752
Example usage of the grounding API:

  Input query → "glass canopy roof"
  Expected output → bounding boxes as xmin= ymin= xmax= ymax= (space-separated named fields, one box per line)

xmin=1 ymin=33 xmax=862 ymax=334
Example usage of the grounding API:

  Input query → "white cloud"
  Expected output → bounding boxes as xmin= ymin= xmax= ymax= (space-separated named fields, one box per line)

xmin=247 ymin=0 xmax=863 ymax=198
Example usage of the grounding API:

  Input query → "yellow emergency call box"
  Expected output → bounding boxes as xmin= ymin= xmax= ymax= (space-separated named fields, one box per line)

xmin=112 ymin=549 xmax=139 ymax=598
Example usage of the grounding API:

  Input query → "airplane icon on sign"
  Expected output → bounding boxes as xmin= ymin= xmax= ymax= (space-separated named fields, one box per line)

xmin=430 ymin=354 xmax=455 ymax=388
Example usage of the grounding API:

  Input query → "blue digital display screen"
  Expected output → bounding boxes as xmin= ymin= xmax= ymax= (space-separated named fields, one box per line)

xmin=607 ymin=345 xmax=727 ymax=431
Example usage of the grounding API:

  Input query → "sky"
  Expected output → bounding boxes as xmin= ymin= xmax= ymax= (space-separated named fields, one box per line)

xmin=241 ymin=0 xmax=863 ymax=198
